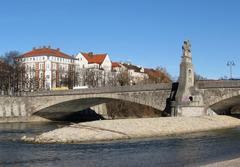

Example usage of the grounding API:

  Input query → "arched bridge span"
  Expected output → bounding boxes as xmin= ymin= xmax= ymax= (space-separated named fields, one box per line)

xmin=196 ymin=80 xmax=240 ymax=114
xmin=0 ymin=84 xmax=173 ymax=120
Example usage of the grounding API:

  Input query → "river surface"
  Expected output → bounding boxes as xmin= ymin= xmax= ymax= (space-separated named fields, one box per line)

xmin=0 ymin=122 xmax=240 ymax=167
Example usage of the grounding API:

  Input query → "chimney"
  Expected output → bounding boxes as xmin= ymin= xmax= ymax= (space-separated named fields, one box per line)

xmin=56 ymin=48 xmax=60 ymax=51
xmin=33 ymin=47 xmax=36 ymax=50
xmin=43 ymin=46 xmax=46 ymax=48
xmin=48 ymin=45 xmax=51 ymax=49
xmin=88 ymin=52 xmax=93 ymax=57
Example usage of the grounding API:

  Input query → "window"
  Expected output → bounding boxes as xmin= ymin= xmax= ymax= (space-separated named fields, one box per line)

xmin=188 ymin=69 xmax=192 ymax=74
xmin=53 ymin=63 xmax=56 ymax=70
xmin=40 ymin=63 xmax=44 ymax=70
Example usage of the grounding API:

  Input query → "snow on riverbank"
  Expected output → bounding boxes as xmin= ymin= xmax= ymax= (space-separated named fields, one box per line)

xmin=22 ymin=116 xmax=240 ymax=143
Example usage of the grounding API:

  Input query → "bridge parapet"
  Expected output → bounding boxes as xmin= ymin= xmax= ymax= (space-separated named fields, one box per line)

xmin=19 ymin=83 xmax=172 ymax=97
xmin=196 ymin=80 xmax=240 ymax=89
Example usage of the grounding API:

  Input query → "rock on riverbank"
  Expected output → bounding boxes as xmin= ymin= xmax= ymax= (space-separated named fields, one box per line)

xmin=22 ymin=116 xmax=240 ymax=143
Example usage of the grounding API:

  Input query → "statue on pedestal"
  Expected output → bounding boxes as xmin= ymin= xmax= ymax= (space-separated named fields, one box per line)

xmin=182 ymin=40 xmax=191 ymax=58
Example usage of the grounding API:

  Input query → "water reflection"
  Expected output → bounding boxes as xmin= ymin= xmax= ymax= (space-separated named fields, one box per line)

xmin=0 ymin=123 xmax=240 ymax=167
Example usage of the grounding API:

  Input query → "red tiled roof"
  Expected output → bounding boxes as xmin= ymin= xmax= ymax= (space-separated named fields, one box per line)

xmin=144 ymin=68 xmax=162 ymax=78
xmin=81 ymin=52 xmax=107 ymax=64
xmin=19 ymin=48 xmax=75 ymax=59
xmin=112 ymin=62 xmax=121 ymax=68
xmin=144 ymin=68 xmax=171 ymax=83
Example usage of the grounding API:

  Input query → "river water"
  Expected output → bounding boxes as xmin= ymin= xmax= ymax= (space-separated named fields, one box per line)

xmin=0 ymin=122 xmax=240 ymax=167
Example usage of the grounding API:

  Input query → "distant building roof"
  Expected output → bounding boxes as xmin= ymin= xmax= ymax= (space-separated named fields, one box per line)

xmin=19 ymin=47 xmax=75 ymax=60
xmin=81 ymin=52 xmax=107 ymax=64
xmin=122 ymin=63 xmax=143 ymax=72
xmin=144 ymin=68 xmax=171 ymax=83
xmin=112 ymin=62 xmax=121 ymax=68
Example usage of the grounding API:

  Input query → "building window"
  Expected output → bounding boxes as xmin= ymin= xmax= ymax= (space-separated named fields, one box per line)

xmin=40 ymin=63 xmax=43 ymax=70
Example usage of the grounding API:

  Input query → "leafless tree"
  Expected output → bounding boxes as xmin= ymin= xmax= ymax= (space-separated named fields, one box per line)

xmin=0 ymin=51 xmax=27 ymax=95
xmin=116 ymin=70 xmax=131 ymax=86
xmin=194 ymin=73 xmax=207 ymax=81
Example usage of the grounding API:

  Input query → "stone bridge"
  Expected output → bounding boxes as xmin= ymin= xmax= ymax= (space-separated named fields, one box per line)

xmin=196 ymin=80 xmax=240 ymax=115
xmin=1 ymin=41 xmax=240 ymax=121
xmin=0 ymin=83 xmax=174 ymax=121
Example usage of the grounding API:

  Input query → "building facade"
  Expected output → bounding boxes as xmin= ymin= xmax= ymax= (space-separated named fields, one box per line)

xmin=17 ymin=47 xmax=76 ymax=90
xmin=75 ymin=52 xmax=112 ymax=71
xmin=17 ymin=46 xmax=170 ymax=90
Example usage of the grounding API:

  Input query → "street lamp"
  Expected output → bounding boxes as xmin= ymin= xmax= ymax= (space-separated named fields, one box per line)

xmin=227 ymin=61 xmax=235 ymax=79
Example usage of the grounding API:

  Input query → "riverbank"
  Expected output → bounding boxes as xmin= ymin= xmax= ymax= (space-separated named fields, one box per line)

xmin=22 ymin=116 xmax=240 ymax=143
xmin=203 ymin=157 xmax=240 ymax=167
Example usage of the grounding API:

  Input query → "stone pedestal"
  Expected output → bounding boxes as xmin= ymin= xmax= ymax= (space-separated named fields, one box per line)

xmin=177 ymin=106 xmax=205 ymax=116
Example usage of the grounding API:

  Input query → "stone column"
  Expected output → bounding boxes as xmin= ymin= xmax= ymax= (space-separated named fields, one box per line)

xmin=175 ymin=40 xmax=205 ymax=116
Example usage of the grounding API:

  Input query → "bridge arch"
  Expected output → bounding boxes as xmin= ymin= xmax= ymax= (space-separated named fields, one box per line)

xmin=29 ymin=89 xmax=171 ymax=120
xmin=204 ymin=89 xmax=240 ymax=114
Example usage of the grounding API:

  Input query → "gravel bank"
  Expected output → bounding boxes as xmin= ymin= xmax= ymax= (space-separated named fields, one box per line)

xmin=202 ymin=157 xmax=240 ymax=167
xmin=22 ymin=116 xmax=240 ymax=143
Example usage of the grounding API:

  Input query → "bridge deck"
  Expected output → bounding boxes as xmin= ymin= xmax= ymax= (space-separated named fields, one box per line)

xmin=9 ymin=83 xmax=172 ymax=97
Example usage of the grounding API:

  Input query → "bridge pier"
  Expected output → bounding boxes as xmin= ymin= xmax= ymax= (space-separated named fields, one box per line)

xmin=170 ymin=101 xmax=177 ymax=116
xmin=175 ymin=40 xmax=207 ymax=117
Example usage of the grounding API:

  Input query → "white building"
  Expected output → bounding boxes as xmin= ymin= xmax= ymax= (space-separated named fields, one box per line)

xmin=120 ymin=63 xmax=149 ymax=85
xmin=17 ymin=46 xmax=151 ymax=89
xmin=75 ymin=52 xmax=112 ymax=71
xmin=17 ymin=46 xmax=76 ymax=90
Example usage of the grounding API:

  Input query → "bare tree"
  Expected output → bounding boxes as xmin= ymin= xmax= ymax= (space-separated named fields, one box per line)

xmin=84 ymin=69 xmax=100 ymax=88
xmin=194 ymin=73 xmax=207 ymax=81
xmin=106 ymin=72 xmax=118 ymax=87
xmin=116 ymin=70 xmax=131 ymax=86
xmin=0 ymin=51 xmax=27 ymax=95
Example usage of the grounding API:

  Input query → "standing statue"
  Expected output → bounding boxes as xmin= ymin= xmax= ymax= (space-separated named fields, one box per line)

xmin=182 ymin=40 xmax=191 ymax=57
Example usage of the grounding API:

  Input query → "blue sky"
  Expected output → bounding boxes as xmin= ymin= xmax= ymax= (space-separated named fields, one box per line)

xmin=0 ymin=0 xmax=240 ymax=79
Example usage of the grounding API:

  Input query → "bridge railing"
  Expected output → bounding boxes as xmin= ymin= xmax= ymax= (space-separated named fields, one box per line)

xmin=196 ymin=80 xmax=240 ymax=89
xmin=8 ymin=83 xmax=172 ymax=97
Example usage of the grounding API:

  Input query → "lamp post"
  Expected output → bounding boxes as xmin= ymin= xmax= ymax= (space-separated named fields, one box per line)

xmin=227 ymin=61 xmax=235 ymax=79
